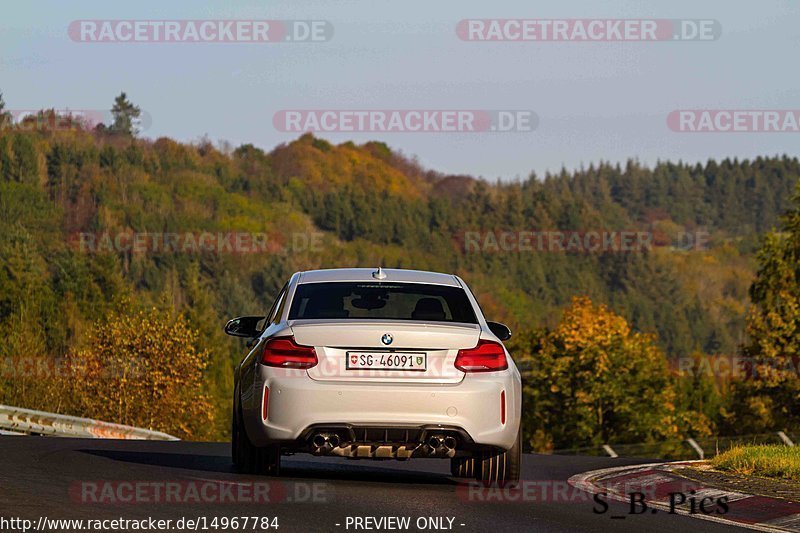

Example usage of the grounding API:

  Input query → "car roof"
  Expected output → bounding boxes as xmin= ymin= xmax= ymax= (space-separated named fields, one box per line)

xmin=297 ymin=268 xmax=461 ymax=287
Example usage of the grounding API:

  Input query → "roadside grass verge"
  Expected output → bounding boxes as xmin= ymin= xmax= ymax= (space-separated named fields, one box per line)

xmin=711 ymin=445 xmax=800 ymax=481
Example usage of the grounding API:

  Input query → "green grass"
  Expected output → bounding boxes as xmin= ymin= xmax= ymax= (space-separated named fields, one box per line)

xmin=712 ymin=445 xmax=800 ymax=481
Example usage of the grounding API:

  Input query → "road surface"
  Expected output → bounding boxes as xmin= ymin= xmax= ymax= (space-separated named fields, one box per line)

xmin=0 ymin=437 xmax=743 ymax=532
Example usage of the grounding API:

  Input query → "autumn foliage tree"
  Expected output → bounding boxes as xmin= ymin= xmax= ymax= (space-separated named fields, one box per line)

xmin=512 ymin=296 xmax=712 ymax=451
xmin=60 ymin=305 xmax=215 ymax=440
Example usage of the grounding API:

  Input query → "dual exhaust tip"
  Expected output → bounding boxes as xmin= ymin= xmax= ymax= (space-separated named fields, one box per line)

xmin=312 ymin=432 xmax=340 ymax=449
xmin=428 ymin=435 xmax=457 ymax=451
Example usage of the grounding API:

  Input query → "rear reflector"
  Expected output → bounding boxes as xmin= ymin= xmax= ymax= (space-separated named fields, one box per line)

xmin=454 ymin=340 xmax=508 ymax=373
xmin=261 ymin=336 xmax=318 ymax=369
xmin=262 ymin=386 xmax=270 ymax=421
xmin=500 ymin=390 xmax=506 ymax=424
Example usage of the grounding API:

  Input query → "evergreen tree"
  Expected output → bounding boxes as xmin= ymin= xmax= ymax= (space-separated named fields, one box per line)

xmin=110 ymin=92 xmax=141 ymax=136
xmin=0 ymin=91 xmax=11 ymax=129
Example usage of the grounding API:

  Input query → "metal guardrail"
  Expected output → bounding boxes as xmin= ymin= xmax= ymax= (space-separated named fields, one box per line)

xmin=549 ymin=431 xmax=797 ymax=460
xmin=0 ymin=404 xmax=179 ymax=441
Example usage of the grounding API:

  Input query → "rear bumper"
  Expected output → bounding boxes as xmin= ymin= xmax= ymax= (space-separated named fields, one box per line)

xmin=242 ymin=369 xmax=520 ymax=451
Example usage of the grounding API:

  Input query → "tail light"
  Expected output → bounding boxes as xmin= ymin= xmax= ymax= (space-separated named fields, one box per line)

xmin=455 ymin=339 xmax=508 ymax=373
xmin=500 ymin=390 xmax=506 ymax=424
xmin=261 ymin=336 xmax=318 ymax=369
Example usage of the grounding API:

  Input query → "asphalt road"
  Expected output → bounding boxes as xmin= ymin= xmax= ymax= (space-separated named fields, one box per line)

xmin=0 ymin=437 xmax=744 ymax=532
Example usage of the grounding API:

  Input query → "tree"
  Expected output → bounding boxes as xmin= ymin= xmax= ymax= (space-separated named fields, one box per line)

xmin=732 ymin=181 xmax=800 ymax=431
xmin=59 ymin=304 xmax=215 ymax=439
xmin=110 ymin=92 xmax=141 ymax=136
xmin=510 ymin=296 xmax=712 ymax=451
xmin=0 ymin=91 xmax=11 ymax=129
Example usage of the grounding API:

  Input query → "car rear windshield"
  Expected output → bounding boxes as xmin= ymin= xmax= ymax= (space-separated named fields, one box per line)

xmin=289 ymin=282 xmax=478 ymax=324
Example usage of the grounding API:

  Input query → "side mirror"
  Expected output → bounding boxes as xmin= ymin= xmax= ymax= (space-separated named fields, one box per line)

xmin=487 ymin=321 xmax=512 ymax=341
xmin=224 ymin=316 xmax=266 ymax=338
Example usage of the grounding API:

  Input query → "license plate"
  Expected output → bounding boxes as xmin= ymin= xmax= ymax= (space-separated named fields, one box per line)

xmin=346 ymin=352 xmax=427 ymax=371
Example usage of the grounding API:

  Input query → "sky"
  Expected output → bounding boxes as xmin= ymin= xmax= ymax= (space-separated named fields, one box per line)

xmin=1 ymin=0 xmax=798 ymax=180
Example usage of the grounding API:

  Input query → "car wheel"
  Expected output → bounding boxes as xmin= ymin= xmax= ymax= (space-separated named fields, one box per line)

xmin=475 ymin=427 xmax=521 ymax=487
xmin=231 ymin=402 xmax=240 ymax=468
xmin=257 ymin=443 xmax=281 ymax=476
xmin=450 ymin=456 xmax=477 ymax=478
xmin=232 ymin=400 xmax=256 ymax=473
xmin=232 ymin=395 xmax=281 ymax=476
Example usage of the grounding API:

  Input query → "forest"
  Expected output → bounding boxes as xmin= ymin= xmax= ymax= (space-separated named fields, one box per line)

xmin=1 ymin=95 xmax=798 ymax=449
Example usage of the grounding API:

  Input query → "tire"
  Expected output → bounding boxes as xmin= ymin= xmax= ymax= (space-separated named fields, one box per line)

xmin=475 ymin=427 xmax=521 ymax=487
xmin=256 ymin=443 xmax=281 ymax=477
xmin=231 ymin=402 xmax=241 ymax=469
xmin=232 ymin=394 xmax=281 ymax=476
xmin=450 ymin=456 xmax=477 ymax=478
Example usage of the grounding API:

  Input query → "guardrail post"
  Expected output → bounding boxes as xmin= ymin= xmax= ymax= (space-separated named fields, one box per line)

xmin=778 ymin=431 xmax=795 ymax=446
xmin=686 ymin=438 xmax=704 ymax=459
xmin=602 ymin=444 xmax=618 ymax=458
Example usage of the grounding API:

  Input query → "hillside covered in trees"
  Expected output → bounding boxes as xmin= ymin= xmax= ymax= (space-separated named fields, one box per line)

xmin=1 ymin=104 xmax=798 ymax=445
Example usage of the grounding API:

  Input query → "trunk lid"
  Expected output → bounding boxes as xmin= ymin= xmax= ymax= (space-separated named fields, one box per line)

xmin=291 ymin=320 xmax=479 ymax=384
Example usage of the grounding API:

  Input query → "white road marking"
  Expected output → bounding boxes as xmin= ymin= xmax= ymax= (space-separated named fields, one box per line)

xmin=762 ymin=513 xmax=800 ymax=532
